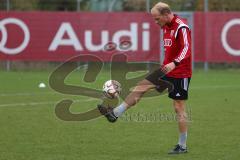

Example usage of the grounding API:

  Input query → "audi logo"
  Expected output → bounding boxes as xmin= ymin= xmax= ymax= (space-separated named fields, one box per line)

xmin=0 ymin=18 xmax=30 ymax=55
xmin=221 ymin=18 xmax=240 ymax=56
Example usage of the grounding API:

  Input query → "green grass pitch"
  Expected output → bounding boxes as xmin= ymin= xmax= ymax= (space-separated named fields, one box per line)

xmin=0 ymin=69 xmax=239 ymax=160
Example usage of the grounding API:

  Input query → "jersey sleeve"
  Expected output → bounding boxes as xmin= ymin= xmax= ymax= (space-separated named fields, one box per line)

xmin=174 ymin=27 xmax=191 ymax=63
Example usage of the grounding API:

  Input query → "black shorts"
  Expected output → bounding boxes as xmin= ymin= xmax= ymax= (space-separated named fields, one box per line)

xmin=145 ymin=69 xmax=191 ymax=100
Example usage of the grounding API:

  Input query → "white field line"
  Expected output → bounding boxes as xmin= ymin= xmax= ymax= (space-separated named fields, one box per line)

xmin=0 ymin=84 xmax=239 ymax=97
xmin=0 ymin=98 xmax=95 ymax=107
xmin=0 ymin=91 xmax=54 ymax=96
xmin=191 ymin=85 xmax=240 ymax=89
xmin=0 ymin=85 xmax=239 ymax=107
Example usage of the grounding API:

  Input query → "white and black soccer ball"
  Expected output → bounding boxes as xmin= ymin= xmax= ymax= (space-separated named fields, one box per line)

xmin=103 ymin=80 xmax=121 ymax=99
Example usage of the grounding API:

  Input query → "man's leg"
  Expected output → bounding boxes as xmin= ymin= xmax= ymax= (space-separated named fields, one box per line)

xmin=169 ymin=99 xmax=188 ymax=154
xmin=98 ymin=79 xmax=155 ymax=122
xmin=98 ymin=68 xmax=169 ymax=122
xmin=113 ymin=79 xmax=155 ymax=116
xmin=174 ymin=100 xmax=188 ymax=147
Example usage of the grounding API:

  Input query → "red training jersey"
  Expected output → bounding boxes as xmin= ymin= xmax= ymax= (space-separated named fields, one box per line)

xmin=162 ymin=14 xmax=192 ymax=78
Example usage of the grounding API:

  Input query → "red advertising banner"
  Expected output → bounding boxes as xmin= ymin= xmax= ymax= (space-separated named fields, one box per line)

xmin=1 ymin=12 xmax=240 ymax=62
xmin=0 ymin=12 xmax=160 ymax=62
xmin=194 ymin=12 xmax=240 ymax=62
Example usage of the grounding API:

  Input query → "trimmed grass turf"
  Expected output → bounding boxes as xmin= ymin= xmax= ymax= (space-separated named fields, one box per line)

xmin=0 ymin=69 xmax=240 ymax=160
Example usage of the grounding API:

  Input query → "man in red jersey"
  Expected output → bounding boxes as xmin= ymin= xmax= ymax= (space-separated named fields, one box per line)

xmin=98 ymin=2 xmax=191 ymax=154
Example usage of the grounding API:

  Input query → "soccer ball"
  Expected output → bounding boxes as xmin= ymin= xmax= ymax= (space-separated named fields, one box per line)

xmin=103 ymin=80 xmax=121 ymax=99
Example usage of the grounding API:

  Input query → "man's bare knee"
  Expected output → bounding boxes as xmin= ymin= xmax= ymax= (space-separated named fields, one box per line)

xmin=173 ymin=100 xmax=185 ymax=112
xmin=133 ymin=79 xmax=155 ymax=93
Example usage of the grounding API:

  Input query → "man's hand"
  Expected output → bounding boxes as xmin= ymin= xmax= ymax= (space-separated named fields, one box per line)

xmin=161 ymin=62 xmax=176 ymax=74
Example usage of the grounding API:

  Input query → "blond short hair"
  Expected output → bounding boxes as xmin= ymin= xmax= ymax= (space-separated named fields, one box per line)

xmin=151 ymin=2 xmax=172 ymax=15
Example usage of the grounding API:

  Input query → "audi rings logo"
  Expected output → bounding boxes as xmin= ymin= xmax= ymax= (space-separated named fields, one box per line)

xmin=221 ymin=19 xmax=240 ymax=56
xmin=0 ymin=18 xmax=30 ymax=55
